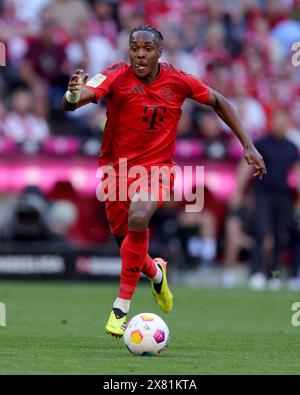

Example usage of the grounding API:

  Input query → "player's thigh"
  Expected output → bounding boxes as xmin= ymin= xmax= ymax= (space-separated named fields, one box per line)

xmin=127 ymin=166 xmax=174 ymax=225
xmin=128 ymin=190 xmax=159 ymax=223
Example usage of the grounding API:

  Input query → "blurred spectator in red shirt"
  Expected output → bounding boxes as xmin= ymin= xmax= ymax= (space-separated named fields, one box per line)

xmin=19 ymin=16 xmax=70 ymax=118
xmin=265 ymin=0 xmax=289 ymax=28
xmin=243 ymin=15 xmax=279 ymax=63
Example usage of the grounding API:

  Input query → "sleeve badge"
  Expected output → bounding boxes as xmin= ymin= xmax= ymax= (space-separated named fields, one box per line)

xmin=86 ymin=73 xmax=107 ymax=88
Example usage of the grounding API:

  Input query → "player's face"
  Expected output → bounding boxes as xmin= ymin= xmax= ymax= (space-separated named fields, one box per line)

xmin=129 ymin=31 xmax=162 ymax=82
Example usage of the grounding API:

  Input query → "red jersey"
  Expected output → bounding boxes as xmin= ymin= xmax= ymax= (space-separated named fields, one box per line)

xmin=85 ymin=61 xmax=210 ymax=170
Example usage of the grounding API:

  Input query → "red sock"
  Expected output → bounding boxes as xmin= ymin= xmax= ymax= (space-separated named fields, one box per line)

xmin=142 ymin=255 xmax=158 ymax=279
xmin=119 ymin=229 xmax=149 ymax=300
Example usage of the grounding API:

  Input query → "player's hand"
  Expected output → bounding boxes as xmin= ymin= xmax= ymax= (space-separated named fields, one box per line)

xmin=68 ymin=69 xmax=89 ymax=93
xmin=244 ymin=145 xmax=267 ymax=180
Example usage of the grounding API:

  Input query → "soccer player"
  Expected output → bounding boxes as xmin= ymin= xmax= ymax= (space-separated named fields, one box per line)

xmin=63 ymin=25 xmax=266 ymax=337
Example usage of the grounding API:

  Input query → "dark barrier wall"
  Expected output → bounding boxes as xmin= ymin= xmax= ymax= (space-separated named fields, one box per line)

xmin=0 ymin=242 xmax=125 ymax=280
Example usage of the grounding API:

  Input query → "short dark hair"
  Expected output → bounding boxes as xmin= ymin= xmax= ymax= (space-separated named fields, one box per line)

xmin=129 ymin=25 xmax=163 ymax=45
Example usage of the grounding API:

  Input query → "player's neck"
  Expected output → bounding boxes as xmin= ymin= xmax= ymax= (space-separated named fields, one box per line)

xmin=137 ymin=64 xmax=160 ymax=85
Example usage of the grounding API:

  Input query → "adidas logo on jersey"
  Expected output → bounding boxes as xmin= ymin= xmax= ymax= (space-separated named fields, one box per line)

xmin=131 ymin=84 xmax=144 ymax=93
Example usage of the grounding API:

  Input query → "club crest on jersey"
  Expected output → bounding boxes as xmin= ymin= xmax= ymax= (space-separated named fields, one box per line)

xmin=160 ymin=86 xmax=174 ymax=101
xmin=87 ymin=73 xmax=107 ymax=88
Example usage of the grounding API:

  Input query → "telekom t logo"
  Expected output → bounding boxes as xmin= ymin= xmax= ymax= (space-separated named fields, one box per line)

xmin=0 ymin=302 xmax=6 ymax=326
xmin=143 ymin=105 xmax=166 ymax=130
xmin=0 ymin=41 xmax=6 ymax=66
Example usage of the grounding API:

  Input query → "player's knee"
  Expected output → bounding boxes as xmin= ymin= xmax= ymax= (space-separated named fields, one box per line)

xmin=128 ymin=210 xmax=149 ymax=230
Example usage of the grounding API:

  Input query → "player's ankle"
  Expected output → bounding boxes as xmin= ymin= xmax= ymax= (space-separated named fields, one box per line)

xmin=152 ymin=264 xmax=163 ymax=284
xmin=113 ymin=297 xmax=131 ymax=314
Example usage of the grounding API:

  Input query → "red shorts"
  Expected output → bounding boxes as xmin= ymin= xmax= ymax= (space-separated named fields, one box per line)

xmin=102 ymin=165 xmax=175 ymax=237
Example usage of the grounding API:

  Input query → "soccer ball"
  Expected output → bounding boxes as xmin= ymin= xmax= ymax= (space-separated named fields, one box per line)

xmin=124 ymin=313 xmax=169 ymax=356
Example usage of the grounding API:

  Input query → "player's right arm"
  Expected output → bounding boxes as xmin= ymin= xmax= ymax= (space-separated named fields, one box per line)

xmin=63 ymin=62 xmax=127 ymax=111
xmin=62 ymin=69 xmax=96 ymax=111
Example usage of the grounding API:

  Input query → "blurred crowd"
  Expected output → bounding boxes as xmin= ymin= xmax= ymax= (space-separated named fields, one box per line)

xmin=1 ymin=0 xmax=300 ymax=145
xmin=1 ymin=0 xmax=300 ymax=289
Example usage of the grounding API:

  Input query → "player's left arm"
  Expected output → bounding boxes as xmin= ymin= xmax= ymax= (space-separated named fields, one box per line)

xmin=206 ymin=88 xmax=267 ymax=179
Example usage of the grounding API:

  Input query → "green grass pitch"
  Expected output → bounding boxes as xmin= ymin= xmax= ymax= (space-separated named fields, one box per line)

xmin=1 ymin=281 xmax=300 ymax=375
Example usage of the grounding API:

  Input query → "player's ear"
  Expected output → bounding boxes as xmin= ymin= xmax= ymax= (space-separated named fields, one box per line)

xmin=158 ymin=47 xmax=162 ymax=58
